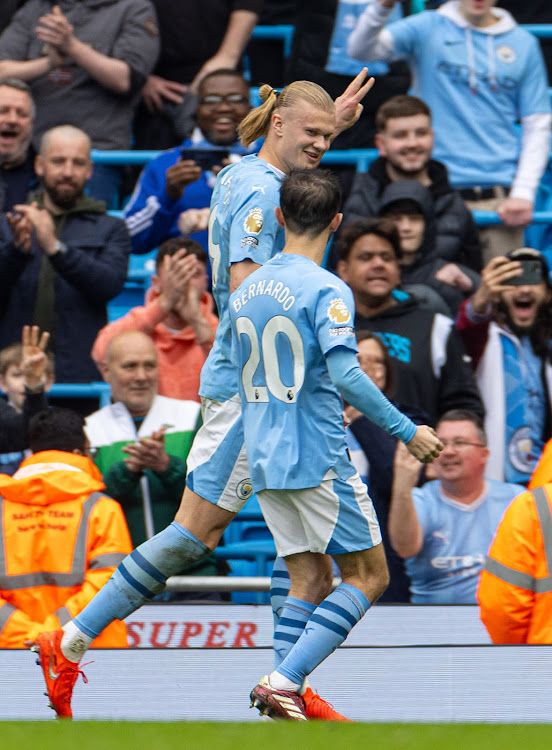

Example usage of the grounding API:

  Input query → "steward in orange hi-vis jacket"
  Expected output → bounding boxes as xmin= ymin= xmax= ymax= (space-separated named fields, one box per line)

xmin=0 ymin=450 xmax=132 ymax=648
xmin=477 ymin=485 xmax=552 ymax=644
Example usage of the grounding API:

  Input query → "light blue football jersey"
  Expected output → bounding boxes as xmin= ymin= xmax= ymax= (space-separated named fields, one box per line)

xmin=200 ymin=154 xmax=286 ymax=402
xmin=229 ymin=253 xmax=361 ymax=491
xmin=388 ymin=11 xmax=550 ymax=188
xmin=405 ymin=478 xmax=524 ymax=604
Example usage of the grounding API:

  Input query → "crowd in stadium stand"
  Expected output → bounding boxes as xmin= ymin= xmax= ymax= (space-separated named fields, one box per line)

xmin=1 ymin=0 xmax=552 ymax=614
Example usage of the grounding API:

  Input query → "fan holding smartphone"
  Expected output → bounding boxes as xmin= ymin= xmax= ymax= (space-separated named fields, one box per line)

xmin=124 ymin=70 xmax=255 ymax=267
xmin=455 ymin=246 xmax=552 ymax=485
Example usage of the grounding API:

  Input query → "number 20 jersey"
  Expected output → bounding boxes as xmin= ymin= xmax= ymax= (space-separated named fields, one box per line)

xmin=200 ymin=155 xmax=286 ymax=402
xmin=229 ymin=253 xmax=359 ymax=491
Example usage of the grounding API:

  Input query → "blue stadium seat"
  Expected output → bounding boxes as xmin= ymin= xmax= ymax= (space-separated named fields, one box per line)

xmin=222 ymin=494 xmax=271 ymax=545
xmin=215 ymin=540 xmax=276 ymax=603
xmin=127 ymin=249 xmax=157 ymax=282
xmin=107 ymin=283 xmax=147 ymax=322
xmin=525 ymin=182 xmax=552 ymax=254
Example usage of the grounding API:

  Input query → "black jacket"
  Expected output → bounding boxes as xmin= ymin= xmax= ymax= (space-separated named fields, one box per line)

xmin=286 ymin=0 xmax=411 ymax=149
xmin=0 ymin=391 xmax=48 ymax=474
xmin=0 ymin=196 xmax=130 ymax=382
xmin=355 ymin=294 xmax=484 ymax=426
xmin=350 ymin=401 xmax=428 ymax=603
xmin=0 ymin=149 xmax=38 ymax=213
xmin=343 ymin=157 xmax=482 ymax=270
xmin=379 ymin=180 xmax=481 ymax=314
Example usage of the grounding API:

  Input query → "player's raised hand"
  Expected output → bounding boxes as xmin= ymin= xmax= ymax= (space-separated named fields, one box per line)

xmin=405 ymin=425 xmax=443 ymax=463
xmin=334 ymin=67 xmax=375 ymax=136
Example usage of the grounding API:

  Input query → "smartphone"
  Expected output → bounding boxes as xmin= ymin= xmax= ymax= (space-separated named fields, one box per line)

xmin=180 ymin=147 xmax=230 ymax=172
xmin=508 ymin=259 xmax=543 ymax=286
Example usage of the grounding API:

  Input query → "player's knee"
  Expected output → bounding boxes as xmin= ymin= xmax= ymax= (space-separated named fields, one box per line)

xmin=373 ymin=564 xmax=390 ymax=602
xmin=289 ymin=562 xmax=333 ymax=603
xmin=342 ymin=558 xmax=389 ymax=604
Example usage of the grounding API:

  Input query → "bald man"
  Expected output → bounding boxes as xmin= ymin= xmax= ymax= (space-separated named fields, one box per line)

xmin=0 ymin=124 xmax=131 ymax=383
xmin=85 ymin=330 xmax=205 ymax=552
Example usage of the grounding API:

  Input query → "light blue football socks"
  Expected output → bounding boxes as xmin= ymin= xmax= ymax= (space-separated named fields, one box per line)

xmin=270 ymin=556 xmax=291 ymax=629
xmin=274 ymin=583 xmax=370 ymax=687
xmin=273 ymin=597 xmax=317 ymax=669
xmin=73 ymin=522 xmax=210 ymax=639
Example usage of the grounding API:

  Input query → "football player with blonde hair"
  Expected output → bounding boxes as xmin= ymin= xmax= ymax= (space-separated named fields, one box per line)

xmin=32 ymin=69 xmax=374 ymax=721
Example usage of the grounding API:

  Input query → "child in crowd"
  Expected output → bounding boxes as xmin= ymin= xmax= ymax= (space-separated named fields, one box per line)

xmin=0 ymin=326 xmax=53 ymax=474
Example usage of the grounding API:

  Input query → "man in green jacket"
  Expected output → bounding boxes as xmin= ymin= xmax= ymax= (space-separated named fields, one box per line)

xmin=85 ymin=329 xmax=217 ymax=584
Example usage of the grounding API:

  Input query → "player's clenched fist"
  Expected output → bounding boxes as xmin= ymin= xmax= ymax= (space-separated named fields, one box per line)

xmin=405 ymin=425 xmax=443 ymax=463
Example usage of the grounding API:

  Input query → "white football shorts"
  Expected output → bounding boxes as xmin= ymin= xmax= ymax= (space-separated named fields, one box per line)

xmin=185 ymin=395 xmax=252 ymax=512
xmin=257 ymin=471 xmax=382 ymax=558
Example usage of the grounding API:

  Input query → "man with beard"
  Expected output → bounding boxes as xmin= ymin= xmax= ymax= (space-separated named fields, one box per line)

xmin=456 ymin=247 xmax=552 ymax=484
xmin=0 ymin=78 xmax=37 ymax=212
xmin=339 ymin=95 xmax=481 ymax=275
xmin=125 ymin=69 xmax=255 ymax=263
xmin=0 ymin=125 xmax=130 ymax=384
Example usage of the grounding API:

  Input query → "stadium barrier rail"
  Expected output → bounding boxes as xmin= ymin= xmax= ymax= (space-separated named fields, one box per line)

xmin=164 ymin=575 xmax=341 ymax=592
xmin=40 ymin=382 xmax=112 ymax=408
xmin=247 ymin=23 xmax=552 ymax=48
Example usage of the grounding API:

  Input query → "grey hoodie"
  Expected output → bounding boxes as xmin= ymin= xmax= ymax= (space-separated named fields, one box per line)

xmin=0 ymin=0 xmax=160 ymax=149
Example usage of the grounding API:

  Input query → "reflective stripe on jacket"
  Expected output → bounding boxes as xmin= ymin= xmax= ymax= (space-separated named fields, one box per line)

xmin=0 ymin=450 xmax=132 ymax=648
xmin=477 ymin=485 xmax=552 ymax=643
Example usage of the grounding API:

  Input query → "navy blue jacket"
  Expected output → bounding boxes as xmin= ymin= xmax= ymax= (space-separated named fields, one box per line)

xmin=0 ymin=202 xmax=130 ymax=382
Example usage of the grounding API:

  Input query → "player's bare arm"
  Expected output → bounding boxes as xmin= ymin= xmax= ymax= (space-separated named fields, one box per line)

xmin=230 ymin=258 xmax=261 ymax=293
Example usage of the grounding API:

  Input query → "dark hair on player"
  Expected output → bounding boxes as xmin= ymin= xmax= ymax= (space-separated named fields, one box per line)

xmin=29 ymin=408 xmax=86 ymax=454
xmin=279 ymin=168 xmax=342 ymax=237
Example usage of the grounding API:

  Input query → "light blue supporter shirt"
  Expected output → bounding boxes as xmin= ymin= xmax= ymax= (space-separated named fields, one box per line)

xmin=387 ymin=10 xmax=550 ymax=187
xmin=229 ymin=253 xmax=415 ymax=491
xmin=405 ymin=478 xmax=524 ymax=604
xmin=520 ymin=336 xmax=546 ymax=474
xmin=200 ymin=155 xmax=286 ymax=402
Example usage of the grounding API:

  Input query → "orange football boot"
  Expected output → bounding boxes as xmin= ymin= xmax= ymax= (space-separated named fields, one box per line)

xmin=303 ymin=687 xmax=354 ymax=722
xmin=31 ymin=630 xmax=88 ymax=719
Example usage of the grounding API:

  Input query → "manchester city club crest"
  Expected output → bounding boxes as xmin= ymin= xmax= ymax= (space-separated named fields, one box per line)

xmin=236 ymin=478 xmax=253 ymax=500
xmin=507 ymin=425 xmax=533 ymax=474
xmin=496 ymin=45 xmax=516 ymax=64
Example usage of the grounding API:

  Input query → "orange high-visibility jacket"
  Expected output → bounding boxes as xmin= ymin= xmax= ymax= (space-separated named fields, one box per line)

xmin=0 ymin=450 xmax=132 ymax=648
xmin=528 ymin=438 xmax=552 ymax=489
xmin=477 ymin=485 xmax=552 ymax=644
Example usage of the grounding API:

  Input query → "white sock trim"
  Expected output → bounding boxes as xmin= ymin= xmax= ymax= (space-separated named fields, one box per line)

xmin=268 ymin=671 xmax=301 ymax=692
xmin=61 ymin=621 xmax=93 ymax=663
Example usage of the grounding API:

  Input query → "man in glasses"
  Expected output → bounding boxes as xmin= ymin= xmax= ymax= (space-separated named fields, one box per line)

xmin=125 ymin=69 xmax=254 ymax=264
xmin=388 ymin=409 xmax=524 ymax=604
